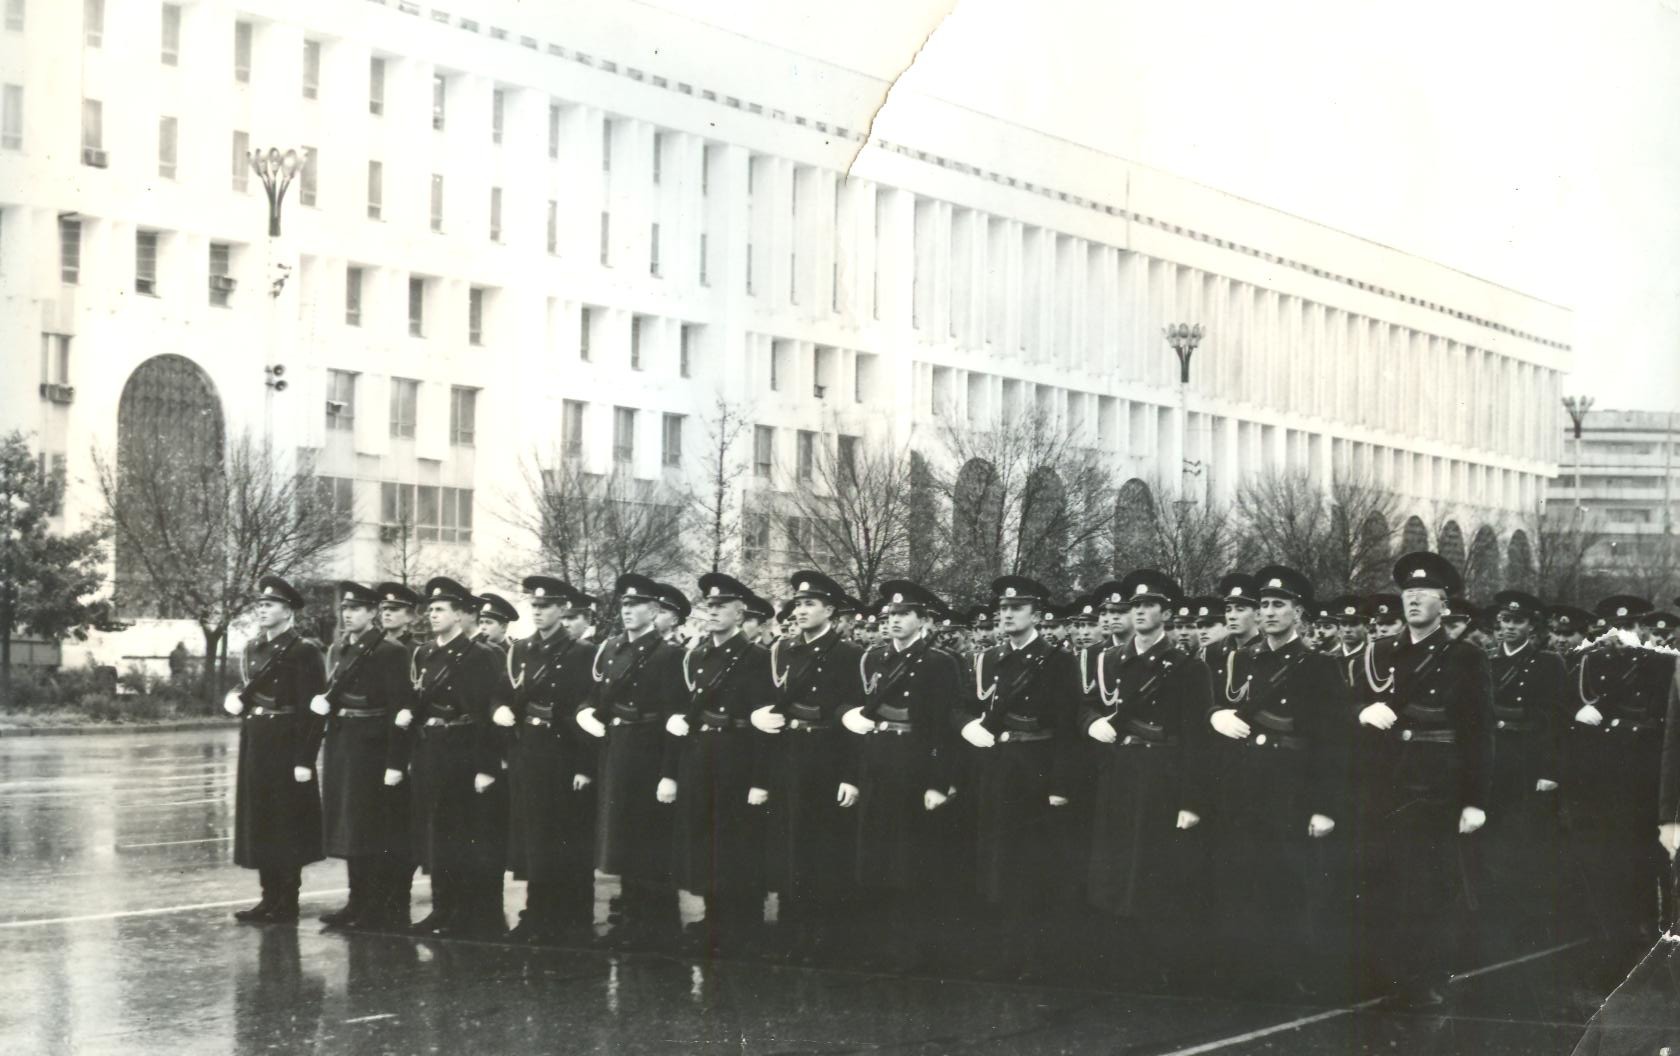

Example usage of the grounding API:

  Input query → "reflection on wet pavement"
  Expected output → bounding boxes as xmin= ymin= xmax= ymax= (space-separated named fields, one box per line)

xmin=0 ymin=729 xmax=1666 ymax=1055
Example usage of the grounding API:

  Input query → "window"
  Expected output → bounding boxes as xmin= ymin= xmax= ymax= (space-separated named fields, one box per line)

xmin=467 ymin=287 xmax=484 ymax=345
xmin=698 ymin=233 xmax=709 ymax=286
xmin=546 ymin=201 xmax=558 ymax=254
xmin=769 ymin=340 xmax=784 ymax=391
xmin=315 ymin=476 xmax=354 ymax=530
xmin=613 ymin=406 xmax=635 ymax=465
xmin=366 ymin=160 xmax=382 ymax=219
xmin=58 ymin=215 xmax=79 ymax=284
xmin=599 ymin=211 xmax=610 ymax=266
xmin=232 ymin=130 xmax=249 ymax=191
xmin=547 ymin=102 xmax=561 ymax=158
xmin=837 ymin=434 xmax=859 ymax=483
xmin=745 ymin=243 xmax=754 ymax=295
xmin=797 ymin=430 xmax=816 ymax=481
xmin=299 ymin=146 xmax=317 ymax=206
xmin=389 ymin=378 xmax=418 ymax=438
xmin=156 ymin=115 xmax=176 ymax=177
xmin=207 ymin=242 xmax=232 ymax=306
xmin=754 ymin=426 xmax=773 ymax=479
xmin=369 ymin=57 xmax=385 ymax=114
xmin=661 ymin=413 xmax=683 ymax=467
xmin=380 ymin=480 xmax=414 ymax=528
xmin=579 ymin=308 xmax=593 ymax=361
xmin=742 ymin=512 xmax=770 ymax=562
xmin=81 ymin=98 xmax=102 ymax=154
xmin=160 ymin=5 xmax=180 ymax=65
xmin=491 ymin=88 xmax=504 ymax=143
xmin=431 ymin=73 xmax=446 ymax=130
xmin=651 ymin=131 xmax=663 ymax=184
xmin=562 ymin=400 xmax=584 ymax=458
xmin=489 ymin=187 xmax=502 ymax=242
xmin=629 ymin=316 xmax=644 ymax=370
xmin=84 ymin=0 xmax=101 ymax=46
xmin=326 ymin=370 xmax=356 ymax=431
xmin=790 ymin=251 xmax=798 ymax=303
xmin=430 ymin=174 xmax=443 ymax=232
xmin=701 ymin=144 xmax=711 ymax=195
xmin=1 ymin=84 xmax=20 ymax=150
xmin=233 ymin=21 xmax=252 ymax=82
xmin=679 ymin=325 xmax=695 ymax=378
xmin=383 ymin=482 xmax=470 ymax=542
xmin=3 ymin=0 xmax=18 ymax=31
xmin=302 ymin=40 xmax=320 ymax=99
xmin=449 ymin=387 xmax=477 ymax=445
xmin=344 ymin=266 xmax=363 ymax=326
xmin=649 ymin=223 xmax=660 ymax=276
xmin=601 ymin=119 xmax=612 ymax=171
xmin=407 ymin=278 xmax=425 ymax=337
xmin=39 ymin=333 xmax=70 ymax=393
xmin=438 ymin=487 xmax=473 ymax=542
xmin=135 ymin=230 xmax=158 ymax=295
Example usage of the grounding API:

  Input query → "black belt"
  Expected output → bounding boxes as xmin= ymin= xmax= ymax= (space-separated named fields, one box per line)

xmin=423 ymin=716 xmax=475 ymax=728
xmin=787 ymin=718 xmax=833 ymax=732
xmin=526 ymin=705 xmax=556 ymax=721
xmin=1399 ymin=728 xmax=1455 ymax=744
xmin=609 ymin=713 xmax=660 ymax=727
xmin=998 ymin=729 xmax=1052 ymax=743
xmin=336 ymin=707 xmax=385 ymax=719
xmin=875 ymin=720 xmax=914 ymax=735
xmin=1243 ymin=732 xmax=1306 ymax=751
xmin=525 ymin=715 xmax=553 ymax=728
xmin=247 ymin=707 xmax=294 ymax=717
xmin=1118 ymin=734 xmax=1176 ymax=749
xmin=1492 ymin=719 xmax=1535 ymax=733
xmin=698 ymin=718 xmax=750 ymax=732
xmin=1599 ymin=718 xmax=1658 ymax=734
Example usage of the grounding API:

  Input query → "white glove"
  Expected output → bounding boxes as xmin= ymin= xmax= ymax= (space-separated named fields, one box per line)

xmin=223 ymin=691 xmax=245 ymax=716
xmin=1087 ymin=716 xmax=1117 ymax=743
xmin=309 ymin=694 xmax=331 ymax=716
xmin=841 ymin=707 xmax=874 ymax=735
xmin=1176 ymin=810 xmax=1200 ymax=830
xmin=1358 ymin=702 xmax=1398 ymax=730
xmin=961 ymin=719 xmax=996 ymax=748
xmin=747 ymin=787 xmax=769 ymax=806
xmin=1308 ymin=814 xmax=1335 ymax=838
xmin=1458 ymin=806 xmax=1486 ymax=834
xmin=1048 ymin=795 xmax=1068 ymax=807
xmin=1659 ymin=823 xmax=1680 ymax=860
xmin=665 ymin=713 xmax=690 ymax=737
xmin=572 ymin=773 xmax=592 ymax=791
xmin=1574 ymin=704 xmax=1603 ymax=727
xmin=656 ymin=777 xmax=677 ymax=803
xmin=1536 ymin=779 xmax=1558 ymax=792
xmin=837 ymin=782 xmax=859 ymax=808
xmin=750 ymin=705 xmax=786 ymax=733
xmin=492 ymin=705 xmax=516 ymax=727
xmin=293 ymin=766 xmax=312 ymax=783
xmin=383 ymin=768 xmax=404 ymax=786
xmin=576 ymin=707 xmax=607 ymax=739
xmin=394 ymin=708 xmax=413 ymax=729
xmin=473 ymin=772 xmax=495 ymax=793
xmin=924 ymin=789 xmax=948 ymax=811
xmin=1210 ymin=709 xmax=1251 ymax=740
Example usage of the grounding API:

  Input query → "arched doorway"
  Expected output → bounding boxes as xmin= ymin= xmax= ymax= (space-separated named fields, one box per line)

xmin=115 ymin=355 xmax=225 ymax=616
xmin=1018 ymin=467 xmax=1068 ymax=592
xmin=1399 ymin=515 xmax=1429 ymax=555
xmin=1466 ymin=525 xmax=1501 ymax=601
xmin=949 ymin=458 xmax=1002 ymax=606
xmin=1437 ymin=520 xmax=1466 ymax=576
xmin=1113 ymin=478 xmax=1158 ymax=573
xmin=1506 ymin=530 xmax=1535 ymax=592
xmin=1356 ymin=510 xmax=1392 ymax=592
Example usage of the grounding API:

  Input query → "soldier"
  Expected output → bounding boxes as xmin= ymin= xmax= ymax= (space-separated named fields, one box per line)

xmin=504 ymin=577 xmax=598 ymax=945
xmin=403 ymin=577 xmax=509 ymax=938
xmin=558 ymin=590 xmax=598 ymax=644
xmin=1328 ymin=595 xmax=1369 ymax=691
xmin=665 ymin=573 xmax=774 ymax=956
xmin=1192 ymin=596 xmax=1227 ymax=658
xmin=475 ymin=593 xmax=518 ymax=649
xmin=957 ymin=576 xmax=1080 ymax=980
xmin=1646 ymin=612 xmax=1677 ymax=648
xmin=1566 ymin=595 xmax=1669 ymax=941
xmin=1474 ymin=590 xmax=1566 ymax=945
xmin=1550 ymin=605 xmax=1590 ymax=655
xmin=226 ymin=576 xmax=328 ymax=924
xmin=1660 ymin=598 xmax=1680 ymax=925
xmin=1169 ymin=600 xmax=1199 ymax=655
xmin=375 ymin=582 xmax=424 ymax=650
xmin=740 ymin=594 xmax=775 ymax=646
xmin=1354 ymin=552 xmax=1492 ymax=1007
xmin=576 ymin=574 xmax=686 ymax=950
xmin=1443 ymin=597 xmax=1474 ymax=643
xmin=373 ymin=581 xmax=423 ymax=924
xmin=1206 ymin=566 xmax=1350 ymax=995
xmin=316 ymin=582 xmax=414 ymax=931
xmin=1309 ymin=603 xmax=1340 ymax=652
xmin=1217 ymin=574 xmax=1262 ymax=656
xmin=1067 ymin=597 xmax=1101 ymax=652
xmin=750 ymin=571 xmax=863 ymax=963
xmin=1367 ymin=593 xmax=1403 ymax=641
xmin=1084 ymin=570 xmax=1212 ymax=988
xmin=474 ymin=591 xmax=518 ymax=899
xmin=966 ymin=608 xmax=996 ymax=653
xmin=841 ymin=580 xmax=961 ymax=972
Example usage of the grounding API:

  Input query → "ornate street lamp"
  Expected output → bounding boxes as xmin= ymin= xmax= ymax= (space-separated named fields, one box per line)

xmin=1562 ymin=395 xmax=1595 ymax=516
xmin=248 ymin=147 xmax=308 ymax=238
xmin=1164 ymin=323 xmax=1206 ymax=505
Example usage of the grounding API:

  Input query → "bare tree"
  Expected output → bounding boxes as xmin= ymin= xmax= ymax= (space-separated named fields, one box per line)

xmin=690 ymin=395 xmax=753 ymax=576
xmin=508 ymin=454 xmax=690 ymax=600
xmin=778 ymin=434 xmax=915 ymax=602
xmin=94 ymin=432 xmax=353 ymax=707
xmin=1233 ymin=470 xmax=1399 ymax=596
xmin=376 ymin=512 xmax=457 ymax=590
xmin=1138 ymin=478 xmax=1239 ymax=595
xmin=1524 ymin=502 xmax=1605 ymax=605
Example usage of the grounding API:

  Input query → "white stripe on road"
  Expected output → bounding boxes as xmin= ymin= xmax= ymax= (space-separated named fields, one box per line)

xmin=344 ymin=1013 xmax=398 ymax=1024
xmin=1153 ymin=938 xmax=1588 ymax=1056
xmin=0 ymin=889 xmax=349 ymax=929
xmin=116 ymin=836 xmax=232 ymax=849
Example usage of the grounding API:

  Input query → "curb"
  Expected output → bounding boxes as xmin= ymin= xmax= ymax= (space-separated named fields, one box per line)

xmin=0 ymin=719 xmax=241 ymax=738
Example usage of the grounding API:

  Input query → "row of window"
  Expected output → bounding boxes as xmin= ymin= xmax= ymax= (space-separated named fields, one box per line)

xmin=556 ymin=401 xmax=685 ymax=469
xmin=314 ymin=475 xmax=476 ymax=543
xmin=324 ymin=370 xmax=478 ymax=446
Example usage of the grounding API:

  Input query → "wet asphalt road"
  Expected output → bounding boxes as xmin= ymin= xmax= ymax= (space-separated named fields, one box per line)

xmin=0 ymin=728 xmax=1671 ymax=1055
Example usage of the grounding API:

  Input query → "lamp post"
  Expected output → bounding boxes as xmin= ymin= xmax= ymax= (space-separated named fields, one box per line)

xmin=248 ymin=147 xmax=307 ymax=445
xmin=1562 ymin=395 xmax=1595 ymax=518
xmin=1164 ymin=323 xmax=1205 ymax=506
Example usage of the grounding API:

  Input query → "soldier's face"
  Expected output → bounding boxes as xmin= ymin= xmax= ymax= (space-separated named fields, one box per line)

xmin=654 ymin=610 xmax=679 ymax=633
xmin=621 ymin=598 xmax=656 ymax=633
xmin=428 ymin=601 xmax=464 ymax=636
xmin=1131 ymin=601 xmax=1165 ymax=635
xmin=340 ymin=601 xmax=376 ymax=634
xmin=1071 ymin=623 xmax=1099 ymax=648
xmin=1496 ymin=613 xmax=1531 ymax=645
xmin=254 ymin=598 xmax=289 ymax=631
xmin=530 ymin=600 xmax=562 ymax=633
xmin=478 ymin=617 xmax=507 ymax=642
xmin=1402 ymin=587 xmax=1444 ymax=628
xmin=1336 ymin=621 xmax=1367 ymax=648
xmin=996 ymin=601 xmax=1036 ymax=635
xmin=886 ymin=609 xmax=923 ymax=642
xmin=1197 ymin=622 xmax=1227 ymax=647
xmin=793 ymin=597 xmax=834 ymax=632
xmin=741 ymin=616 xmax=764 ymax=640
xmin=559 ymin=613 xmax=591 ymax=639
xmin=380 ymin=605 xmax=414 ymax=632
xmin=1371 ymin=618 xmax=1402 ymax=640
xmin=1259 ymin=596 xmax=1301 ymax=636
xmin=1225 ymin=603 xmax=1258 ymax=637
xmin=1444 ymin=619 xmax=1468 ymax=640
xmin=1098 ymin=610 xmax=1123 ymax=636
xmin=707 ymin=599 xmax=744 ymax=635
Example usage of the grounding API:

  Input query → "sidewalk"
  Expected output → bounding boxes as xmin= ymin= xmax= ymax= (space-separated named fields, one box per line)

xmin=0 ymin=719 xmax=240 ymax=738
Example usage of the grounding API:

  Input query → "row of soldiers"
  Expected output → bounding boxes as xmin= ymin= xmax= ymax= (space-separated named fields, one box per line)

xmin=223 ymin=555 xmax=1680 ymax=1006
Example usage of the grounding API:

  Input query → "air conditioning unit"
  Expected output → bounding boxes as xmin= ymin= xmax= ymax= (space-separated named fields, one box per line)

xmin=812 ymin=384 xmax=827 ymax=399
xmin=39 ymin=383 xmax=75 ymax=405
xmin=82 ymin=148 xmax=108 ymax=168
xmin=326 ymin=399 xmax=347 ymax=415
xmin=135 ymin=278 xmax=156 ymax=295
xmin=209 ymin=275 xmax=237 ymax=292
xmin=378 ymin=525 xmax=401 ymax=543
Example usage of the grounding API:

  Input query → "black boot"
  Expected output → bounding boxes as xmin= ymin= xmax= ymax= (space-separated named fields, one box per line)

xmin=236 ymin=869 xmax=277 ymax=923
xmin=266 ymin=867 xmax=302 ymax=924
xmin=321 ymin=858 xmax=361 ymax=926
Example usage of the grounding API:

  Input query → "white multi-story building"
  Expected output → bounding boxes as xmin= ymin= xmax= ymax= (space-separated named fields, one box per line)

xmin=1549 ymin=409 xmax=1678 ymax=589
xmin=0 ymin=0 xmax=1573 ymax=665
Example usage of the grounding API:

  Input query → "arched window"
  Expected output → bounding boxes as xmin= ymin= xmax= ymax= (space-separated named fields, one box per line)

xmin=948 ymin=458 xmax=1003 ymax=602
xmin=1356 ymin=510 xmax=1392 ymax=592
xmin=1506 ymin=530 xmax=1535 ymax=592
xmin=1437 ymin=520 xmax=1466 ymax=575
xmin=1113 ymin=478 xmax=1158 ymax=573
xmin=1466 ymin=525 xmax=1501 ymax=600
xmin=1400 ymin=515 xmax=1429 ymax=555
xmin=1018 ymin=467 xmax=1068 ymax=590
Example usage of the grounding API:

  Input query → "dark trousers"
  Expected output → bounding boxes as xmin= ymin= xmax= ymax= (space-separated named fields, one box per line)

xmin=257 ymin=865 xmax=302 ymax=909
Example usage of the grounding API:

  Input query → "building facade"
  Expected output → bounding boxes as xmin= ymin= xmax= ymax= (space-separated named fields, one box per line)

xmin=1549 ymin=409 xmax=1679 ymax=589
xmin=0 ymin=0 xmax=1573 ymax=665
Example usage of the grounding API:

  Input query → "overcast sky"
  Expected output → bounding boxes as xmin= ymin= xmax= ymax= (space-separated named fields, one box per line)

xmin=636 ymin=0 xmax=1680 ymax=413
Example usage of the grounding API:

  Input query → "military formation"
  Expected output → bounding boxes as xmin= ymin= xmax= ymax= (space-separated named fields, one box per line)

xmin=223 ymin=554 xmax=1680 ymax=1006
